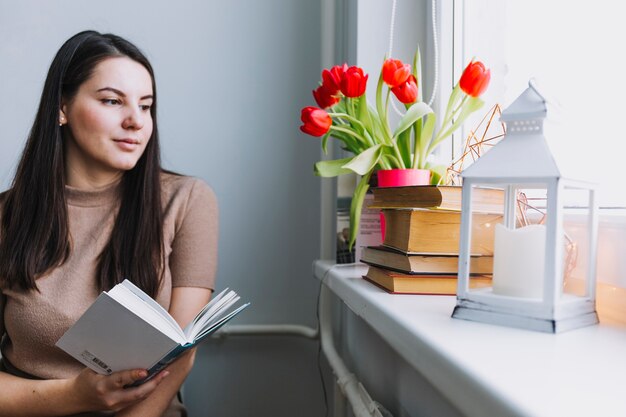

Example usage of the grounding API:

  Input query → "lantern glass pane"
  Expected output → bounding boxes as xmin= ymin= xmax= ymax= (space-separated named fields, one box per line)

xmin=466 ymin=184 xmax=505 ymax=292
xmin=561 ymin=186 xmax=593 ymax=298
xmin=515 ymin=187 xmax=548 ymax=230
xmin=475 ymin=183 xmax=548 ymax=299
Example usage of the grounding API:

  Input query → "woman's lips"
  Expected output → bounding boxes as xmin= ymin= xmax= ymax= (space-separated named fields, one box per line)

xmin=113 ymin=139 xmax=140 ymax=151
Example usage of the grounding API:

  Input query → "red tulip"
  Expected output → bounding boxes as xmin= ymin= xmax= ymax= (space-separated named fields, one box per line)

xmin=340 ymin=66 xmax=368 ymax=98
xmin=321 ymin=63 xmax=348 ymax=93
xmin=391 ymin=75 xmax=418 ymax=104
xmin=382 ymin=58 xmax=411 ymax=88
xmin=459 ymin=60 xmax=491 ymax=97
xmin=312 ymin=85 xmax=340 ymax=109
xmin=300 ymin=106 xmax=332 ymax=137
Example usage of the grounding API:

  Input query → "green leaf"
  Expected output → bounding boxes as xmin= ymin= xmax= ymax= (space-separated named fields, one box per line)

xmin=344 ymin=98 xmax=365 ymax=137
xmin=328 ymin=128 xmax=349 ymax=142
xmin=411 ymin=118 xmax=422 ymax=169
xmin=413 ymin=45 xmax=423 ymax=103
xmin=342 ymin=144 xmax=382 ymax=176
xmin=314 ymin=157 xmax=354 ymax=177
xmin=333 ymin=100 xmax=347 ymax=116
xmin=321 ymin=131 xmax=331 ymax=154
xmin=440 ymin=96 xmax=484 ymax=141
xmin=327 ymin=130 xmax=360 ymax=155
xmin=393 ymin=101 xmax=433 ymax=138
xmin=376 ymin=65 xmax=386 ymax=134
xmin=427 ymin=96 xmax=484 ymax=157
xmin=396 ymin=128 xmax=412 ymax=167
xmin=418 ymin=113 xmax=436 ymax=168
xmin=382 ymin=152 xmax=403 ymax=168
xmin=444 ymin=84 xmax=463 ymax=123
xmin=456 ymin=96 xmax=485 ymax=125
xmin=348 ymin=171 xmax=373 ymax=250
xmin=356 ymin=95 xmax=374 ymax=135
xmin=425 ymin=162 xmax=448 ymax=185
xmin=368 ymin=104 xmax=391 ymax=144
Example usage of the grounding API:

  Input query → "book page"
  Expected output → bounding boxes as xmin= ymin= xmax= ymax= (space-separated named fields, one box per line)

xmin=183 ymin=288 xmax=229 ymax=334
xmin=184 ymin=289 xmax=241 ymax=341
xmin=192 ymin=302 xmax=251 ymax=343
xmin=118 ymin=280 xmax=183 ymax=336
xmin=189 ymin=293 xmax=240 ymax=337
xmin=108 ymin=283 xmax=185 ymax=343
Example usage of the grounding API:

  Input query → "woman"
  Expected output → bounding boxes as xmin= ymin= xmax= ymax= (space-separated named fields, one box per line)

xmin=0 ymin=30 xmax=218 ymax=416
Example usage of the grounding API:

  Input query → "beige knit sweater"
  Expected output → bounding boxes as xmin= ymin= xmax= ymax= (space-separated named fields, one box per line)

xmin=0 ymin=172 xmax=218 ymax=382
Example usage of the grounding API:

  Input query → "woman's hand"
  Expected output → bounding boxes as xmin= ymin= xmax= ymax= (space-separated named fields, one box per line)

xmin=70 ymin=367 xmax=170 ymax=412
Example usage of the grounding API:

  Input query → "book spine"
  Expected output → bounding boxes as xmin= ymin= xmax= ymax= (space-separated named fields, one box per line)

xmin=127 ymin=344 xmax=192 ymax=387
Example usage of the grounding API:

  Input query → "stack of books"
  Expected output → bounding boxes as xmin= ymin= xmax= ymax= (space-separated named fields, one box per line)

xmin=360 ymin=185 xmax=504 ymax=295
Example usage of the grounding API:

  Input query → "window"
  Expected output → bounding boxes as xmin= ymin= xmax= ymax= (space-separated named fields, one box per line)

xmin=457 ymin=0 xmax=625 ymax=208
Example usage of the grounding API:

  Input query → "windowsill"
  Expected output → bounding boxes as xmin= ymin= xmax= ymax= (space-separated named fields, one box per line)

xmin=314 ymin=260 xmax=626 ymax=417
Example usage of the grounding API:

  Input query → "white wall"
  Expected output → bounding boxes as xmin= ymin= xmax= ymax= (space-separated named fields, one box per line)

xmin=0 ymin=1 xmax=325 ymax=415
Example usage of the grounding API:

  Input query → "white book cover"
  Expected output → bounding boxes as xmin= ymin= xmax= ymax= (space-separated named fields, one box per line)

xmin=56 ymin=280 xmax=249 ymax=384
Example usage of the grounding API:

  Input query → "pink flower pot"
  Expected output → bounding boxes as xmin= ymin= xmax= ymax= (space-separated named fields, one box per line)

xmin=376 ymin=169 xmax=431 ymax=241
xmin=377 ymin=168 xmax=431 ymax=187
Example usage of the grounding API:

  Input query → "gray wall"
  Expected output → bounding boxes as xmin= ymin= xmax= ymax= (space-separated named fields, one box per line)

xmin=0 ymin=1 xmax=325 ymax=415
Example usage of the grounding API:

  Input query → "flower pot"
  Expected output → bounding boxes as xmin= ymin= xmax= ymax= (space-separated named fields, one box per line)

xmin=376 ymin=168 xmax=431 ymax=241
xmin=377 ymin=168 xmax=431 ymax=187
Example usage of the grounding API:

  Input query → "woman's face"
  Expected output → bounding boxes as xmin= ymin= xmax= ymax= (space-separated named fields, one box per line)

xmin=61 ymin=56 xmax=154 ymax=188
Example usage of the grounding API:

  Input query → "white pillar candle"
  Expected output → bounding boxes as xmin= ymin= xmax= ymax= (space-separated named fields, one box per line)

xmin=492 ymin=224 xmax=546 ymax=298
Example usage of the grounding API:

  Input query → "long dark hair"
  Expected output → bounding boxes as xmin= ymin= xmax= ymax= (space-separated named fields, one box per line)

xmin=0 ymin=30 xmax=164 ymax=297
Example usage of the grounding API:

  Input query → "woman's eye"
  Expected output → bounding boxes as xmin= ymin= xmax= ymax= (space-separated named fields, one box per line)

xmin=140 ymin=104 xmax=152 ymax=111
xmin=101 ymin=98 xmax=121 ymax=105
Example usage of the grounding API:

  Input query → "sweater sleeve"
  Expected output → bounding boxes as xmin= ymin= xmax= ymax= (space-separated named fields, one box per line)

xmin=169 ymin=179 xmax=218 ymax=290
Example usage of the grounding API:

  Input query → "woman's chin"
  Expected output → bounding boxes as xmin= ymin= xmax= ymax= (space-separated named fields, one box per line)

xmin=111 ymin=158 xmax=141 ymax=172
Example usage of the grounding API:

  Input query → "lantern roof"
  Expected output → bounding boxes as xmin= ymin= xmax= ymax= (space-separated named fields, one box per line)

xmin=500 ymin=80 xmax=547 ymax=122
xmin=462 ymin=81 xmax=561 ymax=179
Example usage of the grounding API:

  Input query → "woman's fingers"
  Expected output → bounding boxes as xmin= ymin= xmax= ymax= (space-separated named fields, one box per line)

xmin=110 ymin=369 xmax=148 ymax=389
xmin=73 ymin=367 xmax=169 ymax=412
xmin=112 ymin=370 xmax=170 ymax=409
xmin=124 ymin=370 xmax=169 ymax=395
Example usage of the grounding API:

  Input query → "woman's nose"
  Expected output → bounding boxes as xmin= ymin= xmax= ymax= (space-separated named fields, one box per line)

xmin=122 ymin=106 xmax=145 ymax=130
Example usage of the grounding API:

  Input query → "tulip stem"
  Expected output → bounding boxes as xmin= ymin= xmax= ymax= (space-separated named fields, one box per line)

xmin=442 ymin=95 xmax=468 ymax=130
xmin=412 ymin=119 xmax=422 ymax=169
xmin=384 ymin=90 xmax=390 ymax=122
xmin=391 ymin=143 xmax=406 ymax=169
xmin=424 ymin=98 xmax=467 ymax=157
xmin=383 ymin=153 xmax=403 ymax=169
xmin=422 ymin=95 xmax=469 ymax=158
xmin=330 ymin=125 xmax=370 ymax=147
xmin=328 ymin=112 xmax=368 ymax=132
xmin=384 ymin=90 xmax=394 ymax=139
xmin=378 ymin=156 xmax=393 ymax=170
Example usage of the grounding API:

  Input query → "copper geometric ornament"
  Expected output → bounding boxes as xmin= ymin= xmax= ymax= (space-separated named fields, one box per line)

xmin=445 ymin=104 xmax=506 ymax=186
xmin=516 ymin=192 xmax=579 ymax=282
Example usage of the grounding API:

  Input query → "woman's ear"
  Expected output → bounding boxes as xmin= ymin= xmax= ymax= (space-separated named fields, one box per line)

xmin=59 ymin=106 xmax=67 ymax=126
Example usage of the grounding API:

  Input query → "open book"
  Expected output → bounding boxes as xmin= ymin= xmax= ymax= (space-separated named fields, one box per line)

xmin=56 ymin=280 xmax=250 ymax=386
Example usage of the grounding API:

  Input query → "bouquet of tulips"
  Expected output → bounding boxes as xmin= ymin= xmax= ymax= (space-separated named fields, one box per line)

xmin=300 ymin=50 xmax=491 ymax=249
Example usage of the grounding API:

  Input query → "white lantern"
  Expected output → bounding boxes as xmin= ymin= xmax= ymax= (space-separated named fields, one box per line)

xmin=452 ymin=81 xmax=599 ymax=333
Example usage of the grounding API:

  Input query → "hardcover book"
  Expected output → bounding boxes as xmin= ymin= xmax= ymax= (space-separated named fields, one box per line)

xmin=56 ymin=280 xmax=250 ymax=386
xmin=360 ymin=245 xmax=493 ymax=275
xmin=363 ymin=265 xmax=492 ymax=295
xmin=367 ymin=185 xmax=504 ymax=213
xmin=382 ymin=209 xmax=502 ymax=255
